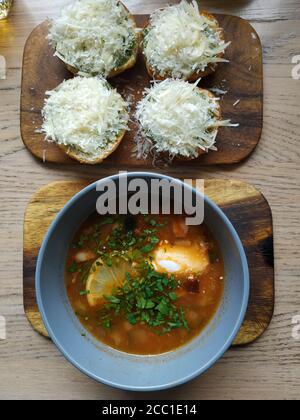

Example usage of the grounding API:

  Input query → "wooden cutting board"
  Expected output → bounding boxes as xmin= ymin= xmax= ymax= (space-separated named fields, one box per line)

xmin=20 ymin=14 xmax=263 ymax=167
xmin=23 ymin=179 xmax=274 ymax=345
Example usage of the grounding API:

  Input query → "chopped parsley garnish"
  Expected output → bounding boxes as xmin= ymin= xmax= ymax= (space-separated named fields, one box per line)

xmin=99 ymin=262 xmax=189 ymax=334
xmin=67 ymin=215 xmax=190 ymax=335
xmin=94 ymin=215 xmax=162 ymax=263
xmin=79 ymin=290 xmax=90 ymax=296
xmin=67 ymin=261 xmax=78 ymax=273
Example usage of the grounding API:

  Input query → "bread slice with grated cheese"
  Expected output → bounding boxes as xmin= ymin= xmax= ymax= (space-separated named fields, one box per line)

xmin=41 ymin=77 xmax=129 ymax=164
xmin=142 ymin=1 xmax=230 ymax=81
xmin=135 ymin=79 xmax=236 ymax=160
xmin=48 ymin=0 xmax=139 ymax=78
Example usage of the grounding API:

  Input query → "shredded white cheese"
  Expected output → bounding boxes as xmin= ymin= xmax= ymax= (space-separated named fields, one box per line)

xmin=41 ymin=77 xmax=129 ymax=157
xmin=48 ymin=0 xmax=137 ymax=76
xmin=135 ymin=79 xmax=234 ymax=159
xmin=210 ymin=87 xmax=228 ymax=95
xmin=143 ymin=0 xmax=230 ymax=79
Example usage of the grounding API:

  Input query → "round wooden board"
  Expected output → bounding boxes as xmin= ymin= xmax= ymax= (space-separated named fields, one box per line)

xmin=23 ymin=178 xmax=274 ymax=346
xmin=20 ymin=14 xmax=263 ymax=167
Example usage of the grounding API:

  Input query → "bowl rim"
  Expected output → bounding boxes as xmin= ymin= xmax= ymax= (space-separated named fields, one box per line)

xmin=35 ymin=172 xmax=250 ymax=391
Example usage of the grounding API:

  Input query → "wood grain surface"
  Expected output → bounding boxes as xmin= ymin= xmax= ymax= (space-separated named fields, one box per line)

xmin=20 ymin=15 xmax=263 ymax=166
xmin=0 ymin=0 xmax=300 ymax=401
xmin=23 ymin=179 xmax=274 ymax=346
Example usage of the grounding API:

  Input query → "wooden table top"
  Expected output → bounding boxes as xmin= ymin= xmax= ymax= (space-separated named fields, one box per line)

xmin=0 ymin=0 xmax=299 ymax=400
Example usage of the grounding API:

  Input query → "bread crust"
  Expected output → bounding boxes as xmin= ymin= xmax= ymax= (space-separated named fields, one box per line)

xmin=58 ymin=128 xmax=127 ymax=164
xmin=143 ymin=10 xmax=225 ymax=81
xmin=57 ymin=3 xmax=139 ymax=78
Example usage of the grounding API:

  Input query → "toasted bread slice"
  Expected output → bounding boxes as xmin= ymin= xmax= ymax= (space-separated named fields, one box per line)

xmin=58 ymin=128 xmax=126 ymax=164
xmin=50 ymin=0 xmax=139 ymax=78
xmin=41 ymin=77 xmax=129 ymax=165
xmin=135 ymin=79 xmax=222 ymax=160
xmin=66 ymin=11 xmax=139 ymax=79
xmin=143 ymin=9 xmax=226 ymax=81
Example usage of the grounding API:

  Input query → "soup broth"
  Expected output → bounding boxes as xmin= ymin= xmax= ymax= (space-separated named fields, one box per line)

xmin=65 ymin=213 xmax=224 ymax=355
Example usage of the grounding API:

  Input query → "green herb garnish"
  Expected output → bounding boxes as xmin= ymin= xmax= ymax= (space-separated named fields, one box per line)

xmin=99 ymin=217 xmax=115 ymax=226
xmin=79 ymin=290 xmax=90 ymax=296
xmin=68 ymin=261 xmax=78 ymax=273
xmin=99 ymin=262 xmax=189 ymax=334
xmin=94 ymin=216 xmax=162 ymax=263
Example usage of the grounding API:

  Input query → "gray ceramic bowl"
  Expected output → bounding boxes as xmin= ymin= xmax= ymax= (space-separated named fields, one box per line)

xmin=36 ymin=172 xmax=249 ymax=391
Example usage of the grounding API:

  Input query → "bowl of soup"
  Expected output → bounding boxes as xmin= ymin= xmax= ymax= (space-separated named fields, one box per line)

xmin=36 ymin=172 xmax=249 ymax=391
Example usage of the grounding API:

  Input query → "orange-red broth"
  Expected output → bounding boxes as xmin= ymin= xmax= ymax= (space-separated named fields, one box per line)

xmin=65 ymin=214 xmax=224 ymax=355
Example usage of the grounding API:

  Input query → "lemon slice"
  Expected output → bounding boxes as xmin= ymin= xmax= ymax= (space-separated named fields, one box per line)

xmin=86 ymin=257 xmax=132 ymax=307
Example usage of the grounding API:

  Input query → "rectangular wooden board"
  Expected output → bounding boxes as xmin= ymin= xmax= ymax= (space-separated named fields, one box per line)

xmin=23 ymin=179 xmax=274 ymax=345
xmin=20 ymin=14 xmax=263 ymax=167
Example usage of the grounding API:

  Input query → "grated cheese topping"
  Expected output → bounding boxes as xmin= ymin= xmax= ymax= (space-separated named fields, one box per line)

xmin=42 ymin=77 xmax=129 ymax=157
xmin=135 ymin=79 xmax=234 ymax=159
xmin=143 ymin=0 xmax=230 ymax=79
xmin=48 ymin=0 xmax=137 ymax=77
